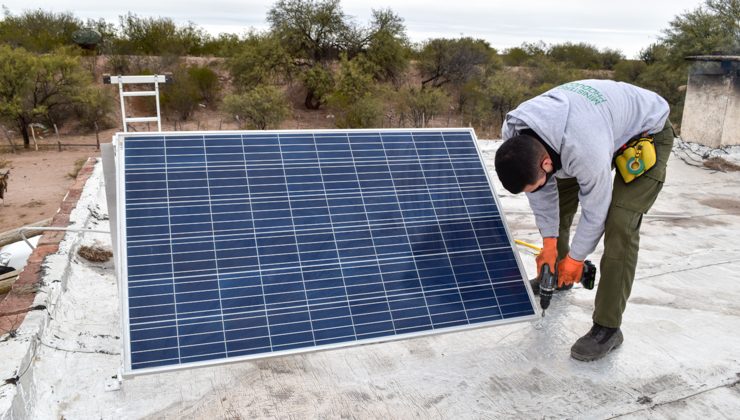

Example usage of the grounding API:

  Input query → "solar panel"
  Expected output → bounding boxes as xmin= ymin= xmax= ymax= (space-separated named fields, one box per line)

xmin=114 ymin=128 xmax=536 ymax=376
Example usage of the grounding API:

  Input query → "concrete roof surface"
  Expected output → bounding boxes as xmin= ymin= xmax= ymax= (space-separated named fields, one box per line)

xmin=1 ymin=139 xmax=739 ymax=419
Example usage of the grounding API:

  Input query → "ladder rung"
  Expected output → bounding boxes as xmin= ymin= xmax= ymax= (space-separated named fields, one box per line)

xmin=122 ymin=91 xmax=157 ymax=97
xmin=125 ymin=117 xmax=159 ymax=123
xmin=106 ymin=75 xmax=170 ymax=84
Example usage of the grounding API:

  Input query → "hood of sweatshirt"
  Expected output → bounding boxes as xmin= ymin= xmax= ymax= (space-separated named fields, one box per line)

xmin=502 ymin=89 xmax=569 ymax=154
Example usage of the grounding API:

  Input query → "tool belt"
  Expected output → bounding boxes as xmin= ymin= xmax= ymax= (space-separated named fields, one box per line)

xmin=614 ymin=134 xmax=656 ymax=183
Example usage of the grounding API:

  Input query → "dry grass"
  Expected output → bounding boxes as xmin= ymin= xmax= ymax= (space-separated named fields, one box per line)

xmin=703 ymin=157 xmax=740 ymax=172
xmin=67 ymin=157 xmax=88 ymax=179
xmin=20 ymin=199 xmax=44 ymax=208
xmin=0 ymin=158 xmax=9 ymax=170
xmin=77 ymin=245 xmax=113 ymax=263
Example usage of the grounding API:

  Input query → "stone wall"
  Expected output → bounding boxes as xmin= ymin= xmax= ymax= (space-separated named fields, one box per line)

xmin=681 ymin=61 xmax=739 ymax=147
xmin=720 ymin=76 xmax=740 ymax=146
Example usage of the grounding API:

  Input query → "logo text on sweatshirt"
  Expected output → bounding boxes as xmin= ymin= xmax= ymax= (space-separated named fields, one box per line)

xmin=558 ymin=82 xmax=607 ymax=105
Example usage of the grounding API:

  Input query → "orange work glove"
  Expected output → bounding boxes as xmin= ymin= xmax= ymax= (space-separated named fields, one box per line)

xmin=557 ymin=254 xmax=584 ymax=287
xmin=535 ymin=237 xmax=558 ymax=276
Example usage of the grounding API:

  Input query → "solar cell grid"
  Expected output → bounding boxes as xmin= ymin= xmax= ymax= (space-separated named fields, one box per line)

xmin=117 ymin=129 xmax=536 ymax=375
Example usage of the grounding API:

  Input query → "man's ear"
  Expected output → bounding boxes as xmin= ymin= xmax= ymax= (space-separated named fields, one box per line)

xmin=542 ymin=155 xmax=553 ymax=173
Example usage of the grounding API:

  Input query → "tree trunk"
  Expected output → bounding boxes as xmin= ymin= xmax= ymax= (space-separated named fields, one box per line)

xmin=304 ymin=91 xmax=321 ymax=110
xmin=17 ymin=118 xmax=30 ymax=149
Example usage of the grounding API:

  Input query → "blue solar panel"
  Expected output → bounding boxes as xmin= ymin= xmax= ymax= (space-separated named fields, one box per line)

xmin=116 ymin=129 xmax=536 ymax=375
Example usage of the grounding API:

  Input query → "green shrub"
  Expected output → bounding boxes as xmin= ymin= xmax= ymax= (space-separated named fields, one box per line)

xmin=74 ymin=86 xmax=116 ymax=131
xmin=187 ymin=65 xmax=220 ymax=105
xmin=227 ymin=32 xmax=291 ymax=91
xmin=0 ymin=9 xmax=81 ymax=52
xmin=614 ymin=60 xmax=648 ymax=83
xmin=502 ymin=47 xmax=530 ymax=67
xmin=300 ymin=65 xmax=333 ymax=109
xmin=222 ymin=85 xmax=290 ymax=129
xmin=484 ymin=72 xmax=531 ymax=127
xmin=106 ymin=55 xmax=130 ymax=74
xmin=335 ymin=95 xmax=384 ymax=128
xmin=328 ymin=55 xmax=384 ymax=128
xmin=113 ymin=13 xmax=206 ymax=56
xmin=161 ymin=67 xmax=200 ymax=121
xmin=0 ymin=46 xmax=92 ymax=148
xmin=398 ymin=87 xmax=448 ymax=127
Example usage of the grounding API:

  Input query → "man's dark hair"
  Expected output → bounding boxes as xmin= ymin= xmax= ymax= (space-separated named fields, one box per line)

xmin=494 ymin=134 xmax=546 ymax=194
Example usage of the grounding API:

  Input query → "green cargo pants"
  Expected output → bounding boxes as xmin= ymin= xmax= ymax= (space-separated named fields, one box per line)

xmin=555 ymin=121 xmax=674 ymax=328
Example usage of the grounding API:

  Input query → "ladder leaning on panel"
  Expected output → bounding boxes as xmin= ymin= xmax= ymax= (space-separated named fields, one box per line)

xmin=103 ymin=74 xmax=171 ymax=132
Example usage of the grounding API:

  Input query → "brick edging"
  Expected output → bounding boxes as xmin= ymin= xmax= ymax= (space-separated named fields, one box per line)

xmin=0 ymin=157 xmax=97 ymax=332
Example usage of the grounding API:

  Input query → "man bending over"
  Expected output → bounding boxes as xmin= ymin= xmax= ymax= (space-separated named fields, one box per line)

xmin=495 ymin=80 xmax=673 ymax=361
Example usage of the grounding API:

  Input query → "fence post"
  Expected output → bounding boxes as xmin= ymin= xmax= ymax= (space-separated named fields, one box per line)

xmin=94 ymin=121 xmax=101 ymax=151
xmin=53 ymin=123 xmax=62 ymax=152
xmin=29 ymin=124 xmax=38 ymax=151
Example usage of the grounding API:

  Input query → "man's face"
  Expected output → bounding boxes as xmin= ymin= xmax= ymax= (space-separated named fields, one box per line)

xmin=522 ymin=155 xmax=553 ymax=193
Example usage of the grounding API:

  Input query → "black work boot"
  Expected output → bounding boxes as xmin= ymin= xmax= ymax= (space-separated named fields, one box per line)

xmin=570 ymin=323 xmax=623 ymax=362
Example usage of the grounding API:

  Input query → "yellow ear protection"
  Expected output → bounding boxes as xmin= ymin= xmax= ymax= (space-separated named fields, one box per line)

xmin=615 ymin=135 xmax=656 ymax=183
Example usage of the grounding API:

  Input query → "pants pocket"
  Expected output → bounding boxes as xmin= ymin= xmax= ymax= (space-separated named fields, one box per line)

xmin=612 ymin=175 xmax=664 ymax=214
xmin=642 ymin=121 xmax=674 ymax=183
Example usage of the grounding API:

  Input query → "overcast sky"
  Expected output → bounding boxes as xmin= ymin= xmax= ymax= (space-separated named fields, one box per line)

xmin=1 ymin=0 xmax=705 ymax=58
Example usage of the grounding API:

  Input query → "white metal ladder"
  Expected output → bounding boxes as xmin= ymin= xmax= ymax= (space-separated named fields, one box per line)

xmin=103 ymin=74 xmax=170 ymax=132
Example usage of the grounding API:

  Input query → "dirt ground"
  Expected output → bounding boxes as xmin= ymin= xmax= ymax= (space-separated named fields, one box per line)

xmin=0 ymin=146 xmax=101 ymax=234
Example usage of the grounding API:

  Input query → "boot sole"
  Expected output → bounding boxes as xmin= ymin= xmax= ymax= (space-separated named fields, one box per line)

xmin=570 ymin=331 xmax=624 ymax=362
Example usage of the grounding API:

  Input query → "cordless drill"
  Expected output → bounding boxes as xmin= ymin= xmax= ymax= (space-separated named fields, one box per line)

xmin=538 ymin=260 xmax=596 ymax=316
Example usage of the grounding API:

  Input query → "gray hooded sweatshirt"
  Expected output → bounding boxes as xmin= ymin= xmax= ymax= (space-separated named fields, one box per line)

xmin=501 ymin=80 xmax=669 ymax=260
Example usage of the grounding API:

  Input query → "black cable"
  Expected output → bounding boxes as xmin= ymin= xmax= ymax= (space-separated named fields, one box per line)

xmin=672 ymin=138 xmax=740 ymax=171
